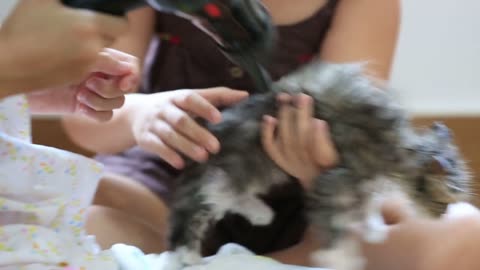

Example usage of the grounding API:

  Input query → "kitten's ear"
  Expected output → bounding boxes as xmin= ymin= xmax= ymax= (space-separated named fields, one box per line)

xmin=428 ymin=155 xmax=451 ymax=175
xmin=431 ymin=122 xmax=451 ymax=141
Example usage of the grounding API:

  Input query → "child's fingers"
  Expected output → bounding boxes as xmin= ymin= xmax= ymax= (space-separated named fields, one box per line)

xmin=86 ymin=76 xmax=124 ymax=98
xmin=137 ymin=132 xmax=185 ymax=169
xmin=277 ymin=94 xmax=296 ymax=158
xmin=90 ymin=48 xmax=140 ymax=91
xmin=173 ymin=91 xmax=222 ymax=124
xmin=295 ymin=94 xmax=314 ymax=163
xmin=118 ymin=73 xmax=139 ymax=92
xmin=311 ymin=120 xmax=338 ymax=168
xmin=92 ymin=50 xmax=133 ymax=76
xmin=261 ymin=115 xmax=278 ymax=155
xmin=261 ymin=115 xmax=287 ymax=169
xmin=102 ymin=48 xmax=138 ymax=62
xmin=77 ymin=103 xmax=114 ymax=122
xmin=198 ymin=87 xmax=249 ymax=108
xmin=159 ymin=104 xmax=220 ymax=154
xmin=151 ymin=120 xmax=209 ymax=163
xmin=77 ymin=87 xmax=125 ymax=111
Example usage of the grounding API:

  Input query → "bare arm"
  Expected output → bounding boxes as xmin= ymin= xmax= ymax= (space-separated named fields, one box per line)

xmin=61 ymin=8 xmax=249 ymax=164
xmin=0 ymin=0 xmax=127 ymax=98
xmin=320 ymin=0 xmax=401 ymax=80
xmin=63 ymin=88 xmax=249 ymax=169
xmin=61 ymin=7 xmax=156 ymax=153
xmin=108 ymin=7 xmax=156 ymax=69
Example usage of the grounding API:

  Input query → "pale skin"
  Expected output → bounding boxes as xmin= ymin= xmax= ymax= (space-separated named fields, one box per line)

xmin=0 ymin=0 xmax=140 ymax=120
xmin=0 ymin=0 xmax=128 ymax=97
xmin=62 ymin=7 xmax=249 ymax=167
xmin=62 ymin=0 xmax=480 ymax=269
xmin=27 ymin=48 xmax=139 ymax=121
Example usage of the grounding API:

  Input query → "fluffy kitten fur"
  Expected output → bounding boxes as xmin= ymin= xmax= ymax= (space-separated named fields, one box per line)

xmin=167 ymin=61 xmax=471 ymax=270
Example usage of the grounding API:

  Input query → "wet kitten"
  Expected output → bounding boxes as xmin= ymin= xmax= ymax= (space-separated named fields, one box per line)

xmin=166 ymin=61 xmax=471 ymax=270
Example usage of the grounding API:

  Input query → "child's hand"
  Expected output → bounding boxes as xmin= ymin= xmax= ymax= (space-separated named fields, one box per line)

xmin=261 ymin=93 xmax=338 ymax=189
xmin=128 ymin=88 xmax=249 ymax=169
xmin=75 ymin=48 xmax=140 ymax=121
xmin=27 ymin=48 xmax=139 ymax=122
xmin=362 ymin=203 xmax=480 ymax=270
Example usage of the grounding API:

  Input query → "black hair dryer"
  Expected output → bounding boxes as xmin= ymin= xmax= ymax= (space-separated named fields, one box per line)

xmin=61 ymin=0 xmax=275 ymax=92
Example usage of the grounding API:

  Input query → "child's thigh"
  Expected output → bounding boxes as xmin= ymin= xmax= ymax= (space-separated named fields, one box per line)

xmin=86 ymin=205 xmax=167 ymax=253
xmin=94 ymin=173 xmax=170 ymax=227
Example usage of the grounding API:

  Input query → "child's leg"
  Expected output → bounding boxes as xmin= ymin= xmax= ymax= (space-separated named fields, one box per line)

xmin=87 ymin=173 xmax=170 ymax=253
xmin=86 ymin=205 xmax=166 ymax=253
xmin=267 ymin=226 xmax=323 ymax=266
xmin=93 ymin=173 xmax=170 ymax=229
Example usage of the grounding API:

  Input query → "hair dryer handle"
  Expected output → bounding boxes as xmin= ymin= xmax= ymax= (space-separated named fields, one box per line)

xmin=61 ymin=0 xmax=146 ymax=16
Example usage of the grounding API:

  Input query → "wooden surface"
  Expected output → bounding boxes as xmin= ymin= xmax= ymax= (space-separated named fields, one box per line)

xmin=33 ymin=116 xmax=480 ymax=205
xmin=32 ymin=117 xmax=93 ymax=157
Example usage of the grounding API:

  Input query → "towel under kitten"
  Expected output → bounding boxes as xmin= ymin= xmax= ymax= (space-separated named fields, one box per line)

xmin=165 ymin=61 xmax=471 ymax=270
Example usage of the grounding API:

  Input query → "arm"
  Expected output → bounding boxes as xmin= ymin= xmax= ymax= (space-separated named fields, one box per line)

xmin=62 ymin=93 xmax=143 ymax=155
xmin=268 ymin=206 xmax=480 ymax=270
xmin=27 ymin=47 xmax=137 ymax=120
xmin=0 ymin=0 xmax=127 ymax=98
xmin=61 ymin=8 xmax=249 ymax=168
xmin=320 ymin=0 xmax=401 ymax=80
xmin=107 ymin=7 xmax=156 ymax=72
xmin=363 ymin=211 xmax=480 ymax=270
xmin=61 ymin=7 xmax=156 ymax=153
xmin=63 ymin=89 xmax=249 ymax=169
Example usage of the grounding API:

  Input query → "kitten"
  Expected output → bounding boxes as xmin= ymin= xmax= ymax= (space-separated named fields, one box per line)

xmin=166 ymin=61 xmax=471 ymax=270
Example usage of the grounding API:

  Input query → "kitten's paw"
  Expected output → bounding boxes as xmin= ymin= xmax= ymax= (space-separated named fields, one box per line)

xmin=247 ymin=205 xmax=274 ymax=225
xmin=312 ymin=248 xmax=366 ymax=270
xmin=177 ymin=247 xmax=203 ymax=266
xmin=232 ymin=197 xmax=275 ymax=226
xmin=233 ymin=198 xmax=275 ymax=226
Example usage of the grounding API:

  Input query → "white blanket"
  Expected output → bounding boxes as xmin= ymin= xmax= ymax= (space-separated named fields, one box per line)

xmin=112 ymin=243 xmax=328 ymax=270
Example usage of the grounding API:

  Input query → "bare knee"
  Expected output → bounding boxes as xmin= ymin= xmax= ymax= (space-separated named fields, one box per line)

xmin=93 ymin=173 xmax=170 ymax=229
xmin=93 ymin=174 xmax=134 ymax=208
xmin=86 ymin=205 xmax=167 ymax=253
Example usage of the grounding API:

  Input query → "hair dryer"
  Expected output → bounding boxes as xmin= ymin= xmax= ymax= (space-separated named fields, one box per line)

xmin=61 ymin=0 xmax=275 ymax=92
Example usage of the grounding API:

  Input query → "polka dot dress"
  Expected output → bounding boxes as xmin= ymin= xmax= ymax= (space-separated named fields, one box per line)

xmin=0 ymin=95 xmax=118 ymax=270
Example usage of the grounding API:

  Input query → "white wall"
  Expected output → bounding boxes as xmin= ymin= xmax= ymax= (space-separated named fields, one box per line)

xmin=1 ymin=0 xmax=479 ymax=116
xmin=391 ymin=0 xmax=480 ymax=116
